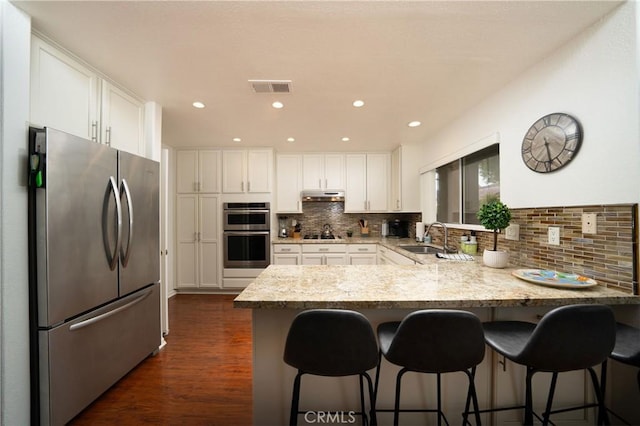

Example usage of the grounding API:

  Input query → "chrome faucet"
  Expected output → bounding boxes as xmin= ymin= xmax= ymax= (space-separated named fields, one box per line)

xmin=424 ymin=222 xmax=449 ymax=254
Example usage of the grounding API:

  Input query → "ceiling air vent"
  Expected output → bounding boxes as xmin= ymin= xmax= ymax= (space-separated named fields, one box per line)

xmin=249 ymin=80 xmax=292 ymax=94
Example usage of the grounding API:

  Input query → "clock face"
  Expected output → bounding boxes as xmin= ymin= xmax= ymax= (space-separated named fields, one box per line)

xmin=521 ymin=113 xmax=582 ymax=173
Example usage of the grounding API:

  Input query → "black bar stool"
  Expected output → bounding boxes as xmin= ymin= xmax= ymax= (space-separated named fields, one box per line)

xmin=283 ymin=309 xmax=379 ymax=426
xmin=482 ymin=304 xmax=616 ymax=426
xmin=606 ymin=322 xmax=640 ymax=425
xmin=373 ymin=309 xmax=486 ymax=426
xmin=610 ymin=322 xmax=640 ymax=390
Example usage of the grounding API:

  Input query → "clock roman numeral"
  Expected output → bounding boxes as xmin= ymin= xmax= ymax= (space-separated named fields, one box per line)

xmin=565 ymin=132 xmax=579 ymax=140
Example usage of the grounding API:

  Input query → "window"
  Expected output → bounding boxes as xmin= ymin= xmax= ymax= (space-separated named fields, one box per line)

xmin=436 ymin=144 xmax=500 ymax=225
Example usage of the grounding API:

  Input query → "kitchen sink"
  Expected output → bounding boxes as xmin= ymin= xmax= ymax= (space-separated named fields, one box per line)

xmin=399 ymin=245 xmax=442 ymax=254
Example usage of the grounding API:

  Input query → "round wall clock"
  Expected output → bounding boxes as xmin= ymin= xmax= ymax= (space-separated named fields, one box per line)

xmin=521 ymin=113 xmax=582 ymax=173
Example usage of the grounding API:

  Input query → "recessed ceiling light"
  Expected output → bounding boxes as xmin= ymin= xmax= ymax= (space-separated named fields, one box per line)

xmin=233 ymin=137 xmax=241 ymax=142
xmin=192 ymin=101 xmax=205 ymax=109
xmin=272 ymin=101 xmax=284 ymax=109
xmin=353 ymin=100 xmax=364 ymax=108
xmin=287 ymin=137 xmax=295 ymax=143
xmin=408 ymin=121 xmax=422 ymax=127
xmin=342 ymin=137 xmax=350 ymax=142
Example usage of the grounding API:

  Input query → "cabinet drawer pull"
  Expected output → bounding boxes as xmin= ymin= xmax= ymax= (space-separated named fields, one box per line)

xmin=358 ymin=248 xmax=367 ymax=251
xmin=319 ymin=248 xmax=329 ymax=252
xmin=281 ymin=248 xmax=291 ymax=252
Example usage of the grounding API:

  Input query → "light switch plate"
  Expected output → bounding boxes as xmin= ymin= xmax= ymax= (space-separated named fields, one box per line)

xmin=582 ymin=213 xmax=597 ymax=234
xmin=548 ymin=227 xmax=560 ymax=245
xmin=505 ymin=224 xmax=520 ymax=241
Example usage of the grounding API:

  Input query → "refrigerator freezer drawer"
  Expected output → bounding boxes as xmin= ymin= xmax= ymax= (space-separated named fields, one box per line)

xmin=38 ymin=283 xmax=160 ymax=426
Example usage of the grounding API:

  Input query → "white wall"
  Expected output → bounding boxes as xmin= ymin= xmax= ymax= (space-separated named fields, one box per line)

xmin=420 ymin=2 xmax=639 ymax=209
xmin=0 ymin=1 xmax=31 ymax=424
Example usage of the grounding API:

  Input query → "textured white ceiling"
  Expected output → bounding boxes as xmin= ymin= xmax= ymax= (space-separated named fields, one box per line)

xmin=13 ymin=0 xmax=622 ymax=152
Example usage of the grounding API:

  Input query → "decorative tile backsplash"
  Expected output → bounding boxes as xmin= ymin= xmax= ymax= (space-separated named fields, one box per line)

xmin=448 ymin=204 xmax=638 ymax=295
xmin=277 ymin=202 xmax=421 ymax=239
xmin=278 ymin=203 xmax=638 ymax=294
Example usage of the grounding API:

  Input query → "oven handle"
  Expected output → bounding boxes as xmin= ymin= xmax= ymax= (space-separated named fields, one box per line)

xmin=224 ymin=231 xmax=270 ymax=236
xmin=223 ymin=209 xmax=270 ymax=214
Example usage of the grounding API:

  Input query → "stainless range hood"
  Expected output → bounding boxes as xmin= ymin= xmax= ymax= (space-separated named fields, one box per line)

xmin=301 ymin=190 xmax=345 ymax=202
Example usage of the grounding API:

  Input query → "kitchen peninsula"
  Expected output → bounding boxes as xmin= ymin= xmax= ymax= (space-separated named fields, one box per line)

xmin=234 ymin=254 xmax=639 ymax=425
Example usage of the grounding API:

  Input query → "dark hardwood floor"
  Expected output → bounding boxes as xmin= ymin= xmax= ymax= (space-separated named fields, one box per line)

xmin=69 ymin=294 xmax=253 ymax=425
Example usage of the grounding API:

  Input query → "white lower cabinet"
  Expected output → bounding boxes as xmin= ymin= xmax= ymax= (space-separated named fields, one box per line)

xmin=176 ymin=194 xmax=220 ymax=289
xmin=347 ymin=244 xmax=377 ymax=265
xmin=301 ymin=244 xmax=347 ymax=265
xmin=273 ymin=244 xmax=302 ymax=265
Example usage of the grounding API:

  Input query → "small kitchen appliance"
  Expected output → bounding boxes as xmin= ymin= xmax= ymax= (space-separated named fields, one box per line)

xmin=279 ymin=217 xmax=289 ymax=238
xmin=388 ymin=219 xmax=409 ymax=238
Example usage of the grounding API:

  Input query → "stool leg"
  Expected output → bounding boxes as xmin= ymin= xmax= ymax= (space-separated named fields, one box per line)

xmin=437 ymin=372 xmax=442 ymax=426
xmin=587 ymin=365 xmax=610 ymax=426
xmin=363 ymin=372 xmax=377 ymax=426
xmin=462 ymin=370 xmax=472 ymax=426
xmin=290 ymin=371 xmax=303 ymax=426
xmin=373 ymin=351 xmax=382 ymax=402
xmin=359 ymin=374 xmax=368 ymax=426
xmin=524 ymin=367 xmax=535 ymax=426
xmin=597 ymin=361 xmax=609 ymax=426
xmin=394 ymin=368 xmax=408 ymax=426
xmin=542 ymin=372 xmax=558 ymax=426
xmin=461 ymin=367 xmax=482 ymax=426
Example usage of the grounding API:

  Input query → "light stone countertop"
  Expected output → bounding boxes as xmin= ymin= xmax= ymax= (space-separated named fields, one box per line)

xmin=233 ymin=262 xmax=640 ymax=310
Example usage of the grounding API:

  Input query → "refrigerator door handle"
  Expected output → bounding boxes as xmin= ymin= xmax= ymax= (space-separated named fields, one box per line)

xmin=120 ymin=178 xmax=134 ymax=267
xmin=104 ymin=176 xmax=123 ymax=271
xmin=68 ymin=287 xmax=153 ymax=331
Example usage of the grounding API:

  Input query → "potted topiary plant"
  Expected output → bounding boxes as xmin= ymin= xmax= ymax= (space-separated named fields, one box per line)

xmin=477 ymin=199 xmax=512 ymax=268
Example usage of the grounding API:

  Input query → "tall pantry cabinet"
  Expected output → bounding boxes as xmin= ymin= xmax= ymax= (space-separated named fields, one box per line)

xmin=175 ymin=150 xmax=221 ymax=290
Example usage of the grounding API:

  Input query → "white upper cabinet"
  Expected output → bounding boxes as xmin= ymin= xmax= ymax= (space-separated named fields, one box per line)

xmin=222 ymin=150 xmax=246 ymax=193
xmin=222 ymin=149 xmax=273 ymax=193
xmin=345 ymin=153 xmax=389 ymax=212
xmin=302 ymin=154 xmax=345 ymax=190
xmin=30 ymin=35 xmax=147 ymax=157
xmin=390 ymin=145 xmax=421 ymax=212
xmin=247 ymin=150 xmax=273 ymax=193
xmin=100 ymin=81 xmax=145 ymax=155
xmin=30 ymin=35 xmax=99 ymax=140
xmin=276 ymin=154 xmax=303 ymax=213
xmin=176 ymin=149 xmax=221 ymax=193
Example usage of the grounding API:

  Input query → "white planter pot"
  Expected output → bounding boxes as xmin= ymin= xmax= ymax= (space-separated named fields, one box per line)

xmin=483 ymin=249 xmax=509 ymax=269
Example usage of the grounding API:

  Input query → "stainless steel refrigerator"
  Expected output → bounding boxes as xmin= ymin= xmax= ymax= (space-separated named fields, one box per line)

xmin=28 ymin=127 xmax=161 ymax=425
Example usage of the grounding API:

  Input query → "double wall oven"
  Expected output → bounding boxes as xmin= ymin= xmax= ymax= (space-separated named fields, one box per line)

xmin=223 ymin=202 xmax=271 ymax=269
